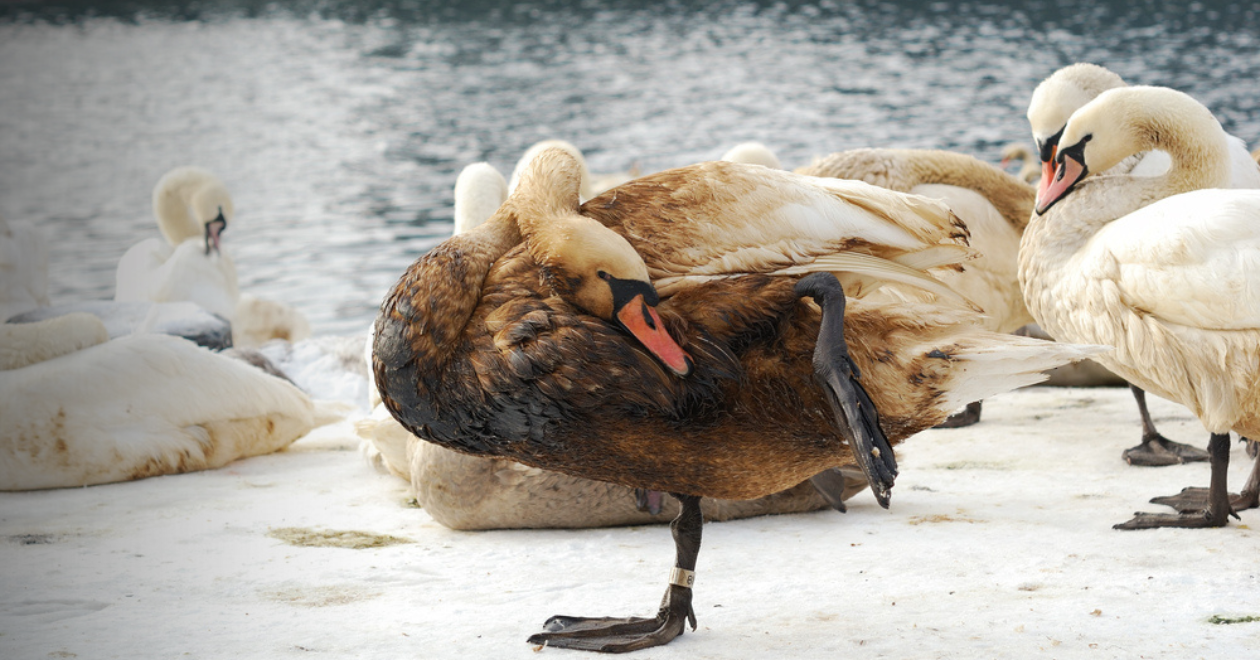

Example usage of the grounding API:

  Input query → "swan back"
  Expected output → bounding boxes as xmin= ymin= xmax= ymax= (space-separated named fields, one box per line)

xmin=1 ymin=312 xmax=109 ymax=370
xmin=453 ymin=162 xmax=509 ymax=235
xmin=721 ymin=142 xmax=783 ymax=169
xmin=0 ymin=332 xmax=314 ymax=490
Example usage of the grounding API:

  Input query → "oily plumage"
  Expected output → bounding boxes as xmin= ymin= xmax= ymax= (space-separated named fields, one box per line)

xmin=377 ymin=151 xmax=1091 ymax=500
xmin=375 ymin=148 xmax=1100 ymax=650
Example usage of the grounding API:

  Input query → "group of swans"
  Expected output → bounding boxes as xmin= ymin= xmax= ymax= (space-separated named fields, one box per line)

xmin=372 ymin=145 xmax=1100 ymax=650
xmin=1021 ymin=81 xmax=1260 ymax=529
xmin=1 ymin=167 xmax=321 ymax=491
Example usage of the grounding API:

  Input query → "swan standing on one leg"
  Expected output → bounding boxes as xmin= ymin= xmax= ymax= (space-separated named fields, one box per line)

xmin=1027 ymin=63 xmax=1260 ymax=466
xmin=115 ymin=167 xmax=239 ymax=322
xmin=1021 ymin=85 xmax=1260 ymax=528
xmin=375 ymin=148 xmax=1101 ymax=649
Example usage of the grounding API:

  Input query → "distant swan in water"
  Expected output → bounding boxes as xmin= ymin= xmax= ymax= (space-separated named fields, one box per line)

xmin=0 ymin=312 xmax=316 ymax=490
xmin=114 ymin=167 xmax=239 ymax=321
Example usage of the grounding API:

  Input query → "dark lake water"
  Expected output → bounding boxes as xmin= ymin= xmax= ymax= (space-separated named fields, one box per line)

xmin=2 ymin=0 xmax=1258 ymax=336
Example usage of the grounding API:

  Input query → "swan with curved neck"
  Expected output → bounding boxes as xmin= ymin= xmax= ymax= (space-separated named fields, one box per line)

xmin=1021 ymin=85 xmax=1260 ymax=529
xmin=114 ymin=167 xmax=239 ymax=321
xmin=375 ymin=147 xmax=1101 ymax=650
xmin=1028 ymin=63 xmax=1258 ymax=208
xmin=453 ymin=162 xmax=508 ymax=235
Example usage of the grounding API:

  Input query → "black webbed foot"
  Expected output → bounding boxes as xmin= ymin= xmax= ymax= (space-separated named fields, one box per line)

xmin=1124 ymin=385 xmax=1209 ymax=466
xmin=795 ymin=272 xmax=897 ymax=508
xmin=527 ymin=584 xmax=695 ymax=653
xmin=1116 ymin=433 xmax=1237 ymax=530
xmin=526 ymin=494 xmax=704 ymax=653
xmin=934 ymin=401 xmax=983 ymax=429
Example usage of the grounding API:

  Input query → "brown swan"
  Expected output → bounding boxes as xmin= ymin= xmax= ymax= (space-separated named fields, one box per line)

xmin=374 ymin=148 xmax=1099 ymax=651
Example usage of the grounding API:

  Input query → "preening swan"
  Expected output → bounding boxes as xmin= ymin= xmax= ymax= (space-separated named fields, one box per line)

xmin=508 ymin=139 xmax=639 ymax=203
xmin=362 ymin=158 xmax=854 ymax=528
xmin=374 ymin=148 xmax=1100 ymax=650
xmin=1021 ymin=85 xmax=1260 ymax=529
xmin=797 ymin=148 xmax=1036 ymax=427
xmin=0 ymin=214 xmax=50 ymax=322
xmin=453 ymin=162 xmax=509 ymax=235
xmin=1 ymin=313 xmax=315 ymax=491
xmin=114 ymin=167 xmax=239 ymax=322
xmin=1028 ymin=64 xmax=1260 ymax=465
xmin=720 ymin=141 xmax=783 ymax=169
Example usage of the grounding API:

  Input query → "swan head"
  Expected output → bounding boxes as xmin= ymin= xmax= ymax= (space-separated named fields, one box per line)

xmin=153 ymin=167 xmax=235 ymax=253
xmin=1035 ymin=86 xmax=1229 ymax=214
xmin=512 ymin=148 xmax=692 ymax=377
xmin=1027 ymin=63 xmax=1126 ymax=204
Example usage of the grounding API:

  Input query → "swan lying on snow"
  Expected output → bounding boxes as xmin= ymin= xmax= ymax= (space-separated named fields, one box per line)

xmin=0 ymin=312 xmax=315 ymax=491
xmin=9 ymin=300 xmax=232 ymax=350
xmin=0 ymin=214 xmax=50 ymax=322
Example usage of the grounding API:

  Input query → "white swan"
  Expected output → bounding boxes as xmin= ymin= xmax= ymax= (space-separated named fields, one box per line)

xmin=115 ymin=167 xmax=239 ymax=321
xmin=233 ymin=293 xmax=312 ymax=348
xmin=0 ymin=214 xmax=50 ymax=322
xmin=721 ymin=141 xmax=783 ymax=169
xmin=508 ymin=140 xmax=639 ymax=203
xmin=0 ymin=312 xmax=315 ymax=491
xmin=453 ymin=162 xmax=509 ymax=235
xmin=1020 ymin=85 xmax=1260 ymax=529
xmin=1027 ymin=63 xmax=1259 ymax=204
xmin=1028 ymin=65 xmax=1260 ymax=464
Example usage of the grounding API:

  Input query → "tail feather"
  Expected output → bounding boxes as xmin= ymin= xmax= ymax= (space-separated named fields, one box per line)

xmin=935 ymin=336 xmax=1109 ymax=412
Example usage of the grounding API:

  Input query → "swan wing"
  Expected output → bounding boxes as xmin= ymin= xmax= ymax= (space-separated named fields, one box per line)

xmin=1085 ymin=189 xmax=1260 ymax=330
xmin=591 ymin=162 xmax=972 ymax=300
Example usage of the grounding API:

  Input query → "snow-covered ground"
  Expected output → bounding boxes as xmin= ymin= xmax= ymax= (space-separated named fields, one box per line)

xmin=3 ymin=384 xmax=1259 ymax=659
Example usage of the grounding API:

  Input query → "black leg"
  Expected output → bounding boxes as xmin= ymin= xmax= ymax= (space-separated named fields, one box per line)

xmin=1115 ymin=433 xmax=1238 ymax=530
xmin=1121 ymin=384 xmax=1210 ymax=466
xmin=1151 ymin=437 xmax=1260 ymax=512
xmin=527 ymin=494 xmax=702 ymax=652
xmin=795 ymin=272 xmax=897 ymax=508
xmin=934 ymin=401 xmax=983 ymax=429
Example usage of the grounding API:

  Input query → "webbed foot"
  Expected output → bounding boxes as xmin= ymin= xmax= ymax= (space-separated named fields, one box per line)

xmin=934 ymin=401 xmax=982 ymax=429
xmin=527 ymin=584 xmax=695 ymax=653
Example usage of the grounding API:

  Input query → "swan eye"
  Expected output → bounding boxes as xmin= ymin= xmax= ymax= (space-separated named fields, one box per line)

xmin=598 ymin=270 xmax=610 ymax=281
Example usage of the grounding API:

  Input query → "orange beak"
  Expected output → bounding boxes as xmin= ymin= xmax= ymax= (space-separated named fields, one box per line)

xmin=1035 ymin=144 xmax=1058 ymax=206
xmin=616 ymin=294 xmax=692 ymax=377
xmin=1035 ymin=153 xmax=1086 ymax=214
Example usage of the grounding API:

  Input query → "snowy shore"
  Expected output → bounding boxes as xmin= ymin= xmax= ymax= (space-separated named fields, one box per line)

xmin=3 ymin=385 xmax=1259 ymax=659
